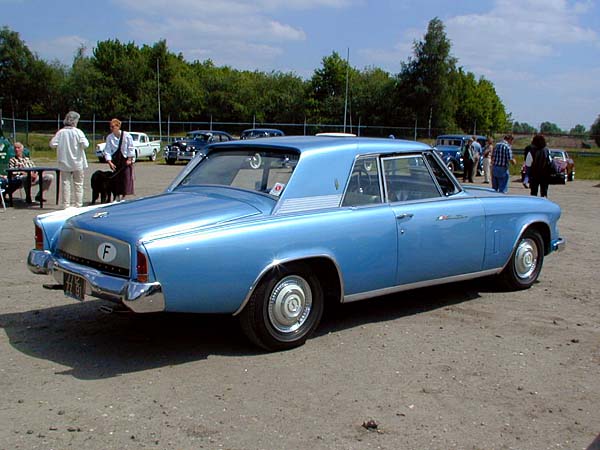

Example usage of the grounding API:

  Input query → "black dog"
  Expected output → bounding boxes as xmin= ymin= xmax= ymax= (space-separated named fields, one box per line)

xmin=91 ymin=170 xmax=116 ymax=204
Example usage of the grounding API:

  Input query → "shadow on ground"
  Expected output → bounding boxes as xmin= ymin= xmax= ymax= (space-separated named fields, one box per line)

xmin=0 ymin=278 xmax=497 ymax=380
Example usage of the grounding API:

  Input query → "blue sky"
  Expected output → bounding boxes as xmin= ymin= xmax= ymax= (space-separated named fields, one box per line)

xmin=2 ymin=0 xmax=599 ymax=130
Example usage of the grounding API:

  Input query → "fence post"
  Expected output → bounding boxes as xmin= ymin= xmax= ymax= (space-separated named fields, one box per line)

xmin=25 ymin=110 xmax=29 ymax=146
xmin=92 ymin=113 xmax=96 ymax=150
xmin=414 ymin=118 xmax=417 ymax=141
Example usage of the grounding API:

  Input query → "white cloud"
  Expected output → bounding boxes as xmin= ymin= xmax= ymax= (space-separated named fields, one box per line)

xmin=28 ymin=35 xmax=90 ymax=64
xmin=357 ymin=28 xmax=420 ymax=70
xmin=117 ymin=0 xmax=349 ymax=68
xmin=446 ymin=0 xmax=598 ymax=65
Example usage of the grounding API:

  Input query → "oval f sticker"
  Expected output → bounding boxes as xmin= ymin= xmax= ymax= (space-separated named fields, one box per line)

xmin=97 ymin=242 xmax=117 ymax=263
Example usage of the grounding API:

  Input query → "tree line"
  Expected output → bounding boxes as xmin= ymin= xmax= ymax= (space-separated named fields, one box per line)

xmin=1 ymin=18 xmax=598 ymax=143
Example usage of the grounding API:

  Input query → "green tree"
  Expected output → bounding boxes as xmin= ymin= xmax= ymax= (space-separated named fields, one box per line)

xmin=569 ymin=124 xmax=587 ymax=136
xmin=308 ymin=51 xmax=356 ymax=126
xmin=512 ymin=122 xmax=537 ymax=134
xmin=539 ymin=121 xmax=563 ymax=135
xmin=351 ymin=67 xmax=395 ymax=133
xmin=0 ymin=26 xmax=58 ymax=116
xmin=591 ymin=115 xmax=600 ymax=147
xmin=396 ymin=17 xmax=458 ymax=132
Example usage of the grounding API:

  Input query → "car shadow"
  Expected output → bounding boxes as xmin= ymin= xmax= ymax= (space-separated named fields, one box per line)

xmin=0 ymin=279 xmax=496 ymax=380
xmin=0 ymin=299 xmax=252 ymax=380
xmin=317 ymin=279 xmax=491 ymax=337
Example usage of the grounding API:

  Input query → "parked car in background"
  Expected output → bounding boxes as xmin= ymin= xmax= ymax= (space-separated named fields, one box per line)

xmin=96 ymin=132 xmax=161 ymax=163
xmin=240 ymin=128 xmax=285 ymax=139
xmin=28 ymin=136 xmax=564 ymax=351
xmin=521 ymin=148 xmax=575 ymax=185
xmin=163 ymin=130 xmax=233 ymax=164
xmin=435 ymin=134 xmax=487 ymax=175
xmin=550 ymin=149 xmax=575 ymax=182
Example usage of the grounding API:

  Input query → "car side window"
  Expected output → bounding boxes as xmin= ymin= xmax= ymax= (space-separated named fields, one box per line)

xmin=424 ymin=153 xmax=460 ymax=196
xmin=383 ymin=155 xmax=440 ymax=202
xmin=342 ymin=157 xmax=382 ymax=207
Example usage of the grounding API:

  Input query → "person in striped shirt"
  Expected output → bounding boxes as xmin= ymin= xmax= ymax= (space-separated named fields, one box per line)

xmin=491 ymin=135 xmax=516 ymax=193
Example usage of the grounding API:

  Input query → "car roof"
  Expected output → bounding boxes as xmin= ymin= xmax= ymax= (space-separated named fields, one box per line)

xmin=436 ymin=134 xmax=486 ymax=140
xmin=242 ymin=128 xmax=282 ymax=132
xmin=207 ymin=135 xmax=431 ymax=159
xmin=188 ymin=130 xmax=231 ymax=135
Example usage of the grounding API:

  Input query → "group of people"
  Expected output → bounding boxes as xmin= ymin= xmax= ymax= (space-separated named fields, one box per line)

xmin=1 ymin=112 xmax=135 ymax=209
xmin=1 ymin=140 xmax=54 ymax=203
xmin=461 ymin=133 xmax=553 ymax=197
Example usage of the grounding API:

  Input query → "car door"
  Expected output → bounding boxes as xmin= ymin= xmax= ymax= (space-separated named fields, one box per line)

xmin=136 ymin=134 xmax=147 ymax=157
xmin=339 ymin=156 xmax=398 ymax=295
xmin=383 ymin=154 xmax=485 ymax=286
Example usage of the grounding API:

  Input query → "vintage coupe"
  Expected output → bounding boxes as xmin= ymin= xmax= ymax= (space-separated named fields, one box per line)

xmin=163 ymin=130 xmax=234 ymax=165
xmin=28 ymin=136 xmax=564 ymax=350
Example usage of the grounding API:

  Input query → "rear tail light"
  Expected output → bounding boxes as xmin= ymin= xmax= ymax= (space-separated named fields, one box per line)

xmin=136 ymin=250 xmax=149 ymax=283
xmin=35 ymin=225 xmax=44 ymax=250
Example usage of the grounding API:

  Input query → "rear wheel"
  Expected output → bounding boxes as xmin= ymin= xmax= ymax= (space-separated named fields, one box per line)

xmin=568 ymin=171 xmax=575 ymax=181
xmin=239 ymin=263 xmax=324 ymax=351
xmin=498 ymin=229 xmax=544 ymax=290
xmin=149 ymin=149 xmax=157 ymax=161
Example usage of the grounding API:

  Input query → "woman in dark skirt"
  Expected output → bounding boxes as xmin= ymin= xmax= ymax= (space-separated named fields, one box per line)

xmin=102 ymin=118 xmax=135 ymax=201
xmin=525 ymin=133 xmax=551 ymax=198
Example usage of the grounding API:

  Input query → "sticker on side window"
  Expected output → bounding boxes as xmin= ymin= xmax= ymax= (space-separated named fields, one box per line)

xmin=269 ymin=183 xmax=285 ymax=196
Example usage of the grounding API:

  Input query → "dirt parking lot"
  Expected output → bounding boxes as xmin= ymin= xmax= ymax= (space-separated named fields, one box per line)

xmin=1 ymin=160 xmax=599 ymax=450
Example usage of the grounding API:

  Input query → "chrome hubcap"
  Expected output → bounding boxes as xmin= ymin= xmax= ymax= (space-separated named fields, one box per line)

xmin=514 ymin=238 xmax=538 ymax=279
xmin=268 ymin=275 xmax=312 ymax=333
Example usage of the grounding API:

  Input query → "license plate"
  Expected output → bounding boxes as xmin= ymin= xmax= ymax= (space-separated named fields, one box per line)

xmin=64 ymin=272 xmax=86 ymax=301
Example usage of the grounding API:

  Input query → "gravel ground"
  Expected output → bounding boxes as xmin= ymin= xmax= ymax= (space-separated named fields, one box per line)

xmin=1 ymin=160 xmax=599 ymax=450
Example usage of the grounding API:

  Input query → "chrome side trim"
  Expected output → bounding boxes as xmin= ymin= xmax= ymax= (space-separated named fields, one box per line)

xmin=343 ymin=268 xmax=502 ymax=303
xmin=27 ymin=250 xmax=165 ymax=313
xmin=232 ymin=254 xmax=344 ymax=316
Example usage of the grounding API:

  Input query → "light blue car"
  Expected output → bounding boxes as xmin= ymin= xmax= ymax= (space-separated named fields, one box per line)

xmin=27 ymin=136 xmax=565 ymax=350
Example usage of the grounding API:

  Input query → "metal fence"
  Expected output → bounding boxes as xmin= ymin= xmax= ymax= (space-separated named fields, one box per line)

xmin=1 ymin=114 xmax=597 ymax=152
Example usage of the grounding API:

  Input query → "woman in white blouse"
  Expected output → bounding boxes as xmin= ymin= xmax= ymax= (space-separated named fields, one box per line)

xmin=102 ymin=118 xmax=135 ymax=201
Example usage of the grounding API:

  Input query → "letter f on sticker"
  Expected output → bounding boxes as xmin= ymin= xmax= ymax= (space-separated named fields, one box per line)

xmin=102 ymin=244 xmax=112 ymax=260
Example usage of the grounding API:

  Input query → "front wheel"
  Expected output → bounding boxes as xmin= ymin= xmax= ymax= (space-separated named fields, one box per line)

xmin=447 ymin=161 xmax=456 ymax=173
xmin=498 ymin=229 xmax=544 ymax=290
xmin=239 ymin=263 xmax=324 ymax=351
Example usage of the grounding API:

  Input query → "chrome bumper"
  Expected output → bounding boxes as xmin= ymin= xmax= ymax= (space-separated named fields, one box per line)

xmin=27 ymin=250 xmax=165 ymax=313
xmin=551 ymin=237 xmax=566 ymax=253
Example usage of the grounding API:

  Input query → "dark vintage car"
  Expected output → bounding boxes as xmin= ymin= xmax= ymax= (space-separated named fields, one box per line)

xmin=28 ymin=136 xmax=564 ymax=351
xmin=240 ymin=128 xmax=285 ymax=140
xmin=435 ymin=134 xmax=487 ymax=174
xmin=163 ymin=130 xmax=233 ymax=164
xmin=521 ymin=148 xmax=575 ymax=185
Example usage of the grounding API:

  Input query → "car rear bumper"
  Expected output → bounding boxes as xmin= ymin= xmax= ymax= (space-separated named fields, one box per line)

xmin=27 ymin=250 xmax=165 ymax=313
xmin=551 ymin=237 xmax=566 ymax=253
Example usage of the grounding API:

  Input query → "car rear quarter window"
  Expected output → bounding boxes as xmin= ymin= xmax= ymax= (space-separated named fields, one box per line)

xmin=342 ymin=156 xmax=382 ymax=206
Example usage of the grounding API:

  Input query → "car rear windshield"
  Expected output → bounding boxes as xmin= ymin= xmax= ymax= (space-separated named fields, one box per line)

xmin=178 ymin=149 xmax=299 ymax=197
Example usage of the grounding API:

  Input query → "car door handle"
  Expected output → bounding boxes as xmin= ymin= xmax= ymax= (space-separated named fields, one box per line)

xmin=437 ymin=214 xmax=467 ymax=221
xmin=396 ymin=213 xmax=414 ymax=220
